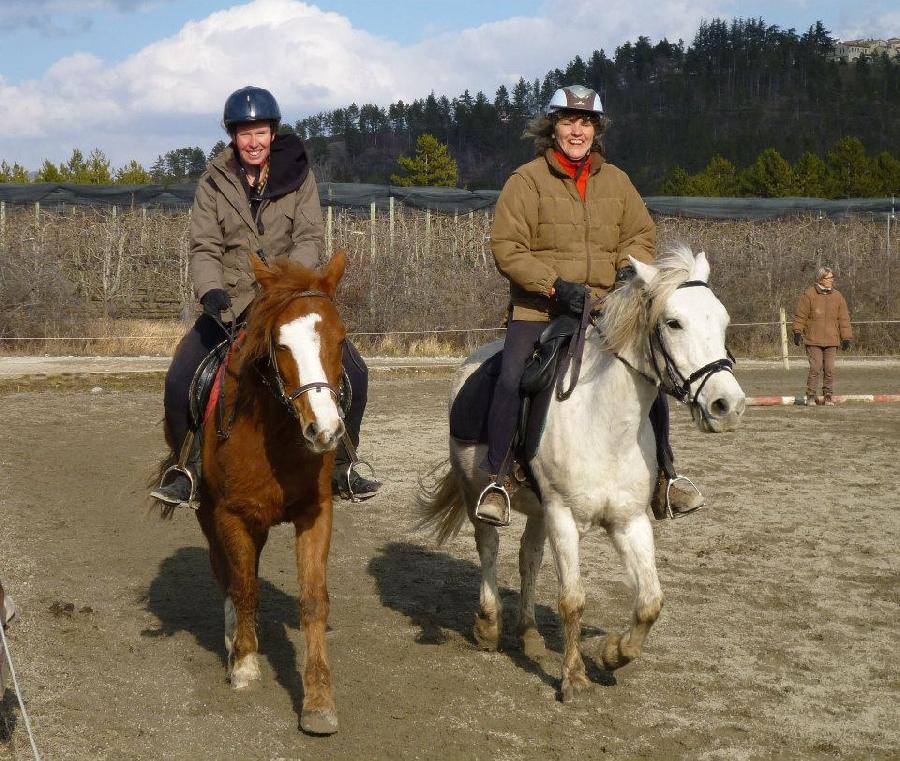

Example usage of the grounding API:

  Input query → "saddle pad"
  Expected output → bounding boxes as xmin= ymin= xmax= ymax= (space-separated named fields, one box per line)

xmin=449 ymin=349 xmax=555 ymax=464
xmin=449 ymin=350 xmax=503 ymax=443
xmin=201 ymin=331 xmax=246 ymax=426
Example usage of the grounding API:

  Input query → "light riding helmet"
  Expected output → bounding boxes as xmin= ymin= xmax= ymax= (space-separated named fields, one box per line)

xmin=546 ymin=85 xmax=603 ymax=116
xmin=223 ymin=86 xmax=282 ymax=131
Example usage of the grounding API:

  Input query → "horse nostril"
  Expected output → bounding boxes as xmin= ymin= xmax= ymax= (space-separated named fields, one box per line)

xmin=304 ymin=422 xmax=319 ymax=441
xmin=710 ymin=397 xmax=730 ymax=417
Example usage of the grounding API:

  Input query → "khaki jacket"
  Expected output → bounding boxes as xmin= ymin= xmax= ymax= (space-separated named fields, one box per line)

xmin=491 ymin=149 xmax=656 ymax=321
xmin=189 ymin=135 xmax=324 ymax=319
xmin=792 ymin=286 xmax=853 ymax=347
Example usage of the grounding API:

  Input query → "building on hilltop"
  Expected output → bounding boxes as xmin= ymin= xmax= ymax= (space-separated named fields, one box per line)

xmin=831 ymin=38 xmax=900 ymax=62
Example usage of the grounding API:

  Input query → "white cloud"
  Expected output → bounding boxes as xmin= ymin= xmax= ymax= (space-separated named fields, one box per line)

xmin=0 ymin=0 xmax=820 ymax=168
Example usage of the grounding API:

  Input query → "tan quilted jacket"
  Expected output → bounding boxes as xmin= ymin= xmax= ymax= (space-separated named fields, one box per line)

xmin=490 ymin=149 xmax=656 ymax=321
xmin=792 ymin=285 xmax=853 ymax=347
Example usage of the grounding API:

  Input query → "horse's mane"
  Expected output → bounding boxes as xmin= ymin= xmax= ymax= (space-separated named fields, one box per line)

xmin=238 ymin=258 xmax=323 ymax=373
xmin=599 ymin=243 xmax=696 ymax=355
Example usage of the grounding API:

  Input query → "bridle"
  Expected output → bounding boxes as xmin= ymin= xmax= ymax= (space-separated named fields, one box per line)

xmin=616 ymin=280 xmax=735 ymax=413
xmin=212 ymin=288 xmax=341 ymax=437
xmin=262 ymin=289 xmax=340 ymax=422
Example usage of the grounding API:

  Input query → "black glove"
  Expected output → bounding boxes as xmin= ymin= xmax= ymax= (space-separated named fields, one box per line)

xmin=201 ymin=288 xmax=231 ymax=317
xmin=552 ymin=278 xmax=587 ymax=315
xmin=793 ymin=332 xmax=802 ymax=347
xmin=841 ymin=339 xmax=851 ymax=351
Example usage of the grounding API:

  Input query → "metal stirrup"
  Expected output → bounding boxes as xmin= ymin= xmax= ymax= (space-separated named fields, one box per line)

xmin=475 ymin=481 xmax=511 ymax=527
xmin=664 ymin=474 xmax=704 ymax=519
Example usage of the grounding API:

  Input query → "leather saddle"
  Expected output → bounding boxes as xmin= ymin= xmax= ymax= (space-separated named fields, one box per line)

xmin=449 ymin=314 xmax=579 ymax=465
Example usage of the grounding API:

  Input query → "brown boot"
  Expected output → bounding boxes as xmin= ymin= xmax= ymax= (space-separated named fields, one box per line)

xmin=650 ymin=471 xmax=704 ymax=519
xmin=475 ymin=478 xmax=511 ymax=526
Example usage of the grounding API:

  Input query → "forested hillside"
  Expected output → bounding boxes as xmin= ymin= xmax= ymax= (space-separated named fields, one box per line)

xmin=293 ymin=19 xmax=900 ymax=192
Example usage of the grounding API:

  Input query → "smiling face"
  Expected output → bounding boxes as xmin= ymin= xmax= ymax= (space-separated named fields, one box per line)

xmin=233 ymin=121 xmax=274 ymax=168
xmin=553 ymin=113 xmax=595 ymax=161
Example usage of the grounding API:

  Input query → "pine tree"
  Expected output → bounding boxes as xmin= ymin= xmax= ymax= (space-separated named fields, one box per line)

xmin=0 ymin=161 xmax=29 ymax=183
xmin=742 ymin=148 xmax=794 ymax=197
xmin=390 ymin=134 xmax=458 ymax=187
xmin=84 ymin=148 xmax=113 ymax=184
xmin=35 ymin=159 xmax=64 ymax=182
xmin=60 ymin=149 xmax=89 ymax=183
xmin=115 ymin=160 xmax=151 ymax=184
xmin=792 ymin=152 xmax=830 ymax=197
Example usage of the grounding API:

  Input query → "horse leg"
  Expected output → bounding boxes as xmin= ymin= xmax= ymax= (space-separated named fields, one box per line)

xmin=472 ymin=519 xmax=503 ymax=651
xmin=517 ymin=514 xmax=547 ymax=658
xmin=546 ymin=504 xmax=588 ymax=703
xmin=602 ymin=514 xmax=663 ymax=670
xmin=197 ymin=510 xmax=235 ymax=665
xmin=216 ymin=509 xmax=265 ymax=690
xmin=294 ymin=506 xmax=338 ymax=736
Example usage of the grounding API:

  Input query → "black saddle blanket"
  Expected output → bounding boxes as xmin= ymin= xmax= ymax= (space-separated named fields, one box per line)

xmin=449 ymin=350 xmax=555 ymax=463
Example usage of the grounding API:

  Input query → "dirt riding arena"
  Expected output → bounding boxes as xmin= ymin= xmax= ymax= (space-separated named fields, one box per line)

xmin=0 ymin=359 xmax=898 ymax=760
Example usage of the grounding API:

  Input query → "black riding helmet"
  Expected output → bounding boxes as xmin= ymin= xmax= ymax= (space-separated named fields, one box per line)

xmin=223 ymin=86 xmax=281 ymax=131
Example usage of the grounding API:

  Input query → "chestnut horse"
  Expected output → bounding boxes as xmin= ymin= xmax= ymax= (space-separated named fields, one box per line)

xmin=168 ymin=252 xmax=347 ymax=735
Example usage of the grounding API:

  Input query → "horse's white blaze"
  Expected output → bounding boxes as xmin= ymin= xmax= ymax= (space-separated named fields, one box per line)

xmin=279 ymin=314 xmax=343 ymax=445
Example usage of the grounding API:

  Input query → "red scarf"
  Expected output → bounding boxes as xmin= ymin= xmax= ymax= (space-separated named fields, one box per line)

xmin=553 ymin=149 xmax=590 ymax=200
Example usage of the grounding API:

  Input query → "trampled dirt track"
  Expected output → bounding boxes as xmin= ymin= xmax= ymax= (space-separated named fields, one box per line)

xmin=0 ymin=360 xmax=898 ymax=760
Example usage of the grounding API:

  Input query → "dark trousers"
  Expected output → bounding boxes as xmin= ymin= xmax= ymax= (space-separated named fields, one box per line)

xmin=163 ymin=315 xmax=368 ymax=465
xmin=480 ymin=319 xmax=674 ymax=475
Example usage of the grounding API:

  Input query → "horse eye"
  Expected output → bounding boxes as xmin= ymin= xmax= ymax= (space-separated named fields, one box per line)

xmin=665 ymin=319 xmax=682 ymax=330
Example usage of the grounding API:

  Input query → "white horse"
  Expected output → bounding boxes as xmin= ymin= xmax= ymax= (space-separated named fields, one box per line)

xmin=418 ymin=245 xmax=746 ymax=702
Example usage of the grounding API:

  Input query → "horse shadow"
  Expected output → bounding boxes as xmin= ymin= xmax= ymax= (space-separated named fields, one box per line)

xmin=142 ymin=546 xmax=307 ymax=720
xmin=0 ymin=690 xmax=19 ymax=743
xmin=366 ymin=541 xmax=615 ymax=694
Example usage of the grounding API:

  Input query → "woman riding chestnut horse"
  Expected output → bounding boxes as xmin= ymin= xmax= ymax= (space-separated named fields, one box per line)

xmin=476 ymin=84 xmax=704 ymax=524
xmin=152 ymin=85 xmax=379 ymax=509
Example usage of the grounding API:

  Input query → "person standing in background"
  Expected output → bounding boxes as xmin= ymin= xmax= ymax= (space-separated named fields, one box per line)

xmin=792 ymin=267 xmax=853 ymax=406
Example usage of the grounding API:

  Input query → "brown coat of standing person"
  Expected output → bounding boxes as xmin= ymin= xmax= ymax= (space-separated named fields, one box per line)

xmin=792 ymin=267 xmax=853 ymax=406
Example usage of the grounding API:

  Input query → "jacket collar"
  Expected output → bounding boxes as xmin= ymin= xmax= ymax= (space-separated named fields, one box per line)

xmin=544 ymin=148 xmax=605 ymax=178
xmin=207 ymin=133 xmax=312 ymax=230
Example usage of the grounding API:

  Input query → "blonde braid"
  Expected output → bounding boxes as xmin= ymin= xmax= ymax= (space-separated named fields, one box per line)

xmin=256 ymin=160 xmax=270 ymax=194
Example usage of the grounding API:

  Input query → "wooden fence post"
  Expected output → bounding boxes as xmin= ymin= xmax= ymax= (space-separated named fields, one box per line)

xmin=425 ymin=208 xmax=431 ymax=257
xmin=0 ymin=201 xmax=5 ymax=251
xmin=779 ymin=306 xmax=790 ymax=370
xmin=370 ymin=200 xmax=376 ymax=260
xmin=326 ymin=187 xmax=333 ymax=259
xmin=389 ymin=195 xmax=395 ymax=255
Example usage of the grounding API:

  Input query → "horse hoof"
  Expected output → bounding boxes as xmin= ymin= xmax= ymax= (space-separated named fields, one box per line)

xmin=601 ymin=634 xmax=635 ymax=671
xmin=300 ymin=708 xmax=339 ymax=736
xmin=230 ymin=654 xmax=260 ymax=690
xmin=520 ymin=629 xmax=547 ymax=659
xmin=473 ymin=614 xmax=500 ymax=651
xmin=560 ymin=674 xmax=591 ymax=704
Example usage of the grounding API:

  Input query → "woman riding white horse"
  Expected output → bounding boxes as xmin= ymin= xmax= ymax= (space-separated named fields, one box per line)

xmin=419 ymin=244 xmax=746 ymax=702
xmin=477 ymin=84 xmax=702 ymax=525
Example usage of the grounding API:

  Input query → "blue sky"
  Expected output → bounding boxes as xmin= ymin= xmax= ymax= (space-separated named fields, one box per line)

xmin=1 ymin=0 xmax=898 ymax=170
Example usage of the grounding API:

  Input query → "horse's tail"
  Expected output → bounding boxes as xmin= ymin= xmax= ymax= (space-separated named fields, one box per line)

xmin=415 ymin=459 xmax=468 ymax=545
xmin=147 ymin=422 xmax=179 ymax=519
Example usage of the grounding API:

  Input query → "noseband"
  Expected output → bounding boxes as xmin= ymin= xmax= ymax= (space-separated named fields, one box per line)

xmin=647 ymin=280 xmax=736 ymax=409
xmin=264 ymin=289 xmax=340 ymax=421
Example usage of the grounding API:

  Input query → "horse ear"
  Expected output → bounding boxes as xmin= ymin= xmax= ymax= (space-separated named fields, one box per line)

xmin=250 ymin=254 xmax=277 ymax=290
xmin=691 ymin=250 xmax=710 ymax=283
xmin=320 ymin=249 xmax=347 ymax=297
xmin=629 ymin=256 xmax=659 ymax=287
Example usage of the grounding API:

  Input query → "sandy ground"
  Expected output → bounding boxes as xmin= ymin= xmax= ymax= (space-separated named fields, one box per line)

xmin=0 ymin=361 xmax=898 ymax=760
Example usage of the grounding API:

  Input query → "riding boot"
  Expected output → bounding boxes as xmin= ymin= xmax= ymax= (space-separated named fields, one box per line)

xmin=332 ymin=451 xmax=381 ymax=501
xmin=650 ymin=470 xmax=705 ymax=519
xmin=151 ymin=430 xmax=201 ymax=509
xmin=649 ymin=392 xmax=704 ymax=519
xmin=475 ymin=476 xmax=512 ymax=527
